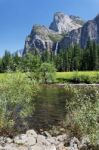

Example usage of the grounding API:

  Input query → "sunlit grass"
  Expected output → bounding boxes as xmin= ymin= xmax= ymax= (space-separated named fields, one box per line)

xmin=56 ymin=71 xmax=99 ymax=79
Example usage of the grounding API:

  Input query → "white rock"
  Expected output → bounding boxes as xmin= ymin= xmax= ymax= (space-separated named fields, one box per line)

xmin=18 ymin=146 xmax=28 ymax=150
xmin=81 ymin=136 xmax=90 ymax=145
xmin=5 ymin=137 xmax=13 ymax=144
xmin=26 ymin=130 xmax=37 ymax=138
xmin=46 ymin=145 xmax=56 ymax=150
xmin=37 ymin=135 xmax=50 ymax=146
xmin=0 ymin=136 xmax=5 ymax=145
xmin=14 ymin=134 xmax=27 ymax=145
xmin=4 ymin=143 xmax=19 ymax=150
xmin=56 ymin=143 xmax=65 ymax=150
xmin=56 ymin=134 xmax=67 ymax=142
xmin=0 ymin=145 xmax=4 ymax=149
xmin=47 ymin=137 xmax=57 ymax=145
xmin=31 ymin=143 xmax=46 ymax=150
xmin=27 ymin=136 xmax=36 ymax=146
xmin=70 ymin=137 xmax=80 ymax=147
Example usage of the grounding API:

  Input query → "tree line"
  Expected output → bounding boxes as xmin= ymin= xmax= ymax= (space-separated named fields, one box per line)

xmin=0 ymin=40 xmax=99 ymax=73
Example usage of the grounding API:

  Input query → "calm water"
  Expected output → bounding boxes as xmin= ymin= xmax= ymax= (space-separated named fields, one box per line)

xmin=27 ymin=85 xmax=67 ymax=131
xmin=15 ymin=84 xmax=97 ymax=135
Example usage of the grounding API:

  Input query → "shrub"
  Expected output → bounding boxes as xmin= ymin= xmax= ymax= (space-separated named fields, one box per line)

xmin=39 ymin=63 xmax=56 ymax=84
xmin=0 ymin=73 xmax=39 ymax=135
xmin=65 ymin=84 xmax=99 ymax=144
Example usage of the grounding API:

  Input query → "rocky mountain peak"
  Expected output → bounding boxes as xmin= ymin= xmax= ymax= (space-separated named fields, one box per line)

xmin=53 ymin=12 xmax=69 ymax=22
xmin=94 ymin=13 xmax=99 ymax=23
xmin=23 ymin=12 xmax=99 ymax=56
xmin=69 ymin=15 xmax=85 ymax=26
xmin=49 ymin=12 xmax=83 ymax=33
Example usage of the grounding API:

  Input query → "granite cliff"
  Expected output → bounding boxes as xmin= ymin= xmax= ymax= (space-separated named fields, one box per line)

xmin=23 ymin=13 xmax=99 ymax=55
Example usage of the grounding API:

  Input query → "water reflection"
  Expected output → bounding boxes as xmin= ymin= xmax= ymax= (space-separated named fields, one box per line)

xmin=28 ymin=85 xmax=67 ymax=130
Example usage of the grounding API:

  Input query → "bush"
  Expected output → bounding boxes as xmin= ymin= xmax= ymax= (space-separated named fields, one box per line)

xmin=39 ymin=63 xmax=56 ymax=84
xmin=70 ymin=72 xmax=92 ymax=83
xmin=0 ymin=73 xmax=39 ymax=135
xmin=65 ymin=84 xmax=99 ymax=144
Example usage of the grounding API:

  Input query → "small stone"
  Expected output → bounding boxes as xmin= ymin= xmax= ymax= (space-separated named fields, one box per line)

xmin=0 ymin=136 xmax=5 ymax=145
xmin=43 ymin=131 xmax=52 ymax=138
xmin=5 ymin=137 xmax=13 ymax=144
xmin=70 ymin=137 xmax=80 ymax=147
xmin=26 ymin=130 xmax=37 ymax=138
xmin=79 ymin=145 xmax=88 ymax=150
xmin=56 ymin=134 xmax=68 ymax=142
xmin=81 ymin=136 xmax=90 ymax=145
xmin=60 ymin=128 xmax=65 ymax=132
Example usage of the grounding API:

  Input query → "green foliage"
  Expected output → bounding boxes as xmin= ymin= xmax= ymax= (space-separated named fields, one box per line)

xmin=0 ymin=72 xmax=39 ymax=134
xmin=1 ymin=40 xmax=99 ymax=73
xmin=39 ymin=63 xmax=56 ymax=84
xmin=54 ymin=41 xmax=99 ymax=71
xmin=56 ymin=71 xmax=99 ymax=83
xmin=65 ymin=85 xmax=99 ymax=144
xmin=21 ymin=52 xmax=41 ymax=72
xmin=48 ymin=34 xmax=63 ymax=42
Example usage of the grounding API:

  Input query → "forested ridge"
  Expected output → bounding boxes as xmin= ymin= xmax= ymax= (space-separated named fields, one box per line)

xmin=0 ymin=40 xmax=99 ymax=73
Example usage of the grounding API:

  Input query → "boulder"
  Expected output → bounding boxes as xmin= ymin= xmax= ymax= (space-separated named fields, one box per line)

xmin=26 ymin=130 xmax=37 ymax=138
xmin=37 ymin=135 xmax=50 ymax=146
xmin=27 ymin=136 xmax=36 ymax=146
xmin=14 ymin=134 xmax=27 ymax=145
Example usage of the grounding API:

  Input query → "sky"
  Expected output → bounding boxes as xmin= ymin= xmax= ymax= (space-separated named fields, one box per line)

xmin=0 ymin=0 xmax=99 ymax=56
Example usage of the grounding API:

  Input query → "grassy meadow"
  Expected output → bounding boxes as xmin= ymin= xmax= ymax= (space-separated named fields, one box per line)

xmin=0 ymin=71 xmax=99 ymax=83
xmin=56 ymin=71 xmax=99 ymax=83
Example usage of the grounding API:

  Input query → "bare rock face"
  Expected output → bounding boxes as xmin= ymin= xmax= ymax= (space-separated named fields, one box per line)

xmin=23 ymin=25 xmax=55 ymax=55
xmin=23 ymin=12 xmax=84 ymax=55
xmin=69 ymin=15 xmax=85 ymax=26
xmin=59 ymin=28 xmax=82 ymax=50
xmin=23 ymin=12 xmax=99 ymax=55
xmin=49 ymin=12 xmax=83 ymax=34
xmin=60 ymin=14 xmax=99 ymax=49
xmin=80 ymin=14 xmax=99 ymax=47
xmin=23 ymin=24 xmax=64 ymax=55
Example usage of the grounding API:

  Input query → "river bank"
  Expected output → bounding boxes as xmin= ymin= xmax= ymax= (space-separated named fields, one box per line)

xmin=0 ymin=129 xmax=97 ymax=150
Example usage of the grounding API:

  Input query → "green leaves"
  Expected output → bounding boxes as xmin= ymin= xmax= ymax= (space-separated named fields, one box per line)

xmin=39 ymin=63 xmax=56 ymax=84
xmin=65 ymin=85 xmax=99 ymax=144
xmin=0 ymin=72 xmax=39 ymax=134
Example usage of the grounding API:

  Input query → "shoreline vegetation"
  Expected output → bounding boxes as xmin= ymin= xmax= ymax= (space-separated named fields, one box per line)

xmin=0 ymin=72 xmax=99 ymax=148
xmin=56 ymin=71 xmax=99 ymax=84
xmin=1 ymin=71 xmax=99 ymax=84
